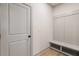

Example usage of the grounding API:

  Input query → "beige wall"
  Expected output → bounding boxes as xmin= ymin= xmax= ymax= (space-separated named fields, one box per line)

xmin=30 ymin=3 xmax=53 ymax=55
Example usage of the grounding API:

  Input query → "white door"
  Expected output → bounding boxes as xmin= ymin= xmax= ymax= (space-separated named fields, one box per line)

xmin=0 ymin=3 xmax=31 ymax=56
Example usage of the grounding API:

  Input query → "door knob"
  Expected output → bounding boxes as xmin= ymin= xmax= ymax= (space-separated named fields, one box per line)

xmin=28 ymin=35 xmax=31 ymax=38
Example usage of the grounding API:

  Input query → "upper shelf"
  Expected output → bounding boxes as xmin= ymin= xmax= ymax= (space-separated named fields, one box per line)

xmin=54 ymin=10 xmax=79 ymax=19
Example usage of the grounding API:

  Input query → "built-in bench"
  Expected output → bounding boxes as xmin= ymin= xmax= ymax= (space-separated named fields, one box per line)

xmin=50 ymin=40 xmax=79 ymax=56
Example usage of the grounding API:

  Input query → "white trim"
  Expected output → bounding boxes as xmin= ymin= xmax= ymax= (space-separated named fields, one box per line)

xmin=50 ymin=40 xmax=79 ymax=51
xmin=54 ymin=10 xmax=79 ymax=19
xmin=1 ymin=3 xmax=9 ymax=56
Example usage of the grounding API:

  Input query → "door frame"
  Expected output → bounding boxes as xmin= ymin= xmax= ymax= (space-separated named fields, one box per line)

xmin=23 ymin=3 xmax=33 ymax=56
xmin=0 ymin=3 xmax=33 ymax=56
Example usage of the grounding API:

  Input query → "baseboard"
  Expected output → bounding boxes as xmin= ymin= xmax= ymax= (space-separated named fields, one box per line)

xmin=34 ymin=47 xmax=49 ymax=56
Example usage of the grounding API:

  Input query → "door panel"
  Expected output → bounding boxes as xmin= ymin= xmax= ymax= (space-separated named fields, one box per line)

xmin=8 ymin=34 xmax=28 ymax=42
xmin=9 ymin=40 xmax=27 ymax=56
xmin=9 ymin=4 xmax=28 ymax=34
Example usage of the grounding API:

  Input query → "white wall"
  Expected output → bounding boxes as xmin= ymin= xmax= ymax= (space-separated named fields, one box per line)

xmin=0 ymin=19 xmax=1 ymax=55
xmin=53 ymin=3 xmax=79 ymax=46
xmin=30 ymin=3 xmax=53 ymax=55
xmin=0 ymin=12 xmax=1 ymax=55
xmin=0 ymin=11 xmax=1 ymax=55
xmin=54 ymin=3 xmax=79 ymax=16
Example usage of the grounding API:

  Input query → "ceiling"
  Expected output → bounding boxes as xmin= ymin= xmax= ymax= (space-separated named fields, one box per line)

xmin=49 ymin=3 xmax=62 ymax=7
